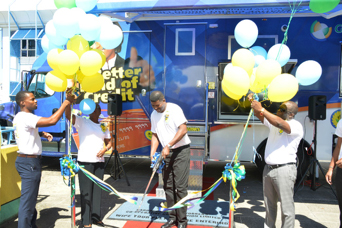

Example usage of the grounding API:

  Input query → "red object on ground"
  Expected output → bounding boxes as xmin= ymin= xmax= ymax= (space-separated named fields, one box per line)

xmin=123 ymin=221 xmax=212 ymax=228
xmin=122 ymin=176 xmax=217 ymax=227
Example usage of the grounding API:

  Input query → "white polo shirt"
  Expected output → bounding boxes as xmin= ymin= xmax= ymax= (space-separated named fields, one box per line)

xmin=335 ymin=120 xmax=342 ymax=160
xmin=151 ymin=102 xmax=191 ymax=149
xmin=74 ymin=116 xmax=111 ymax=163
xmin=264 ymin=118 xmax=303 ymax=165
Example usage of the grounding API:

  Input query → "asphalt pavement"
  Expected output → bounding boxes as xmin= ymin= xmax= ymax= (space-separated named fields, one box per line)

xmin=0 ymin=157 xmax=340 ymax=228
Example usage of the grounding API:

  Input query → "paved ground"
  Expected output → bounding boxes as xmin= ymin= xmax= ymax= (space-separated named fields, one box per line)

xmin=0 ymin=157 xmax=340 ymax=228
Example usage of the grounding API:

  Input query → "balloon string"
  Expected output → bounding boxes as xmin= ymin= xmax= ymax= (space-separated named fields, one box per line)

xmin=276 ymin=0 xmax=303 ymax=61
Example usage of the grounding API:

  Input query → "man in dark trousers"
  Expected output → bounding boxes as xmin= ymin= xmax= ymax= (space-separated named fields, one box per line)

xmin=150 ymin=91 xmax=191 ymax=228
xmin=326 ymin=118 xmax=342 ymax=227
xmin=13 ymin=91 xmax=74 ymax=228
xmin=249 ymin=95 xmax=303 ymax=228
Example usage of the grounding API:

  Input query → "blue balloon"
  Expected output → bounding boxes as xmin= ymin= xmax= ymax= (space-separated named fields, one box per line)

xmin=250 ymin=46 xmax=267 ymax=59
xmin=76 ymin=0 xmax=97 ymax=12
xmin=80 ymin=98 xmax=96 ymax=115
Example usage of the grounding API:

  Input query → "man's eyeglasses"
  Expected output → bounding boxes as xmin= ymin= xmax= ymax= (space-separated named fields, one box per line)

xmin=278 ymin=107 xmax=286 ymax=112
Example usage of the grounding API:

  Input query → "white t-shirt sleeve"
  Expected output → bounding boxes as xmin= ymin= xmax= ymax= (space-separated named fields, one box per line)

xmin=174 ymin=105 xmax=188 ymax=127
xmin=288 ymin=120 xmax=303 ymax=137
xmin=105 ymin=128 xmax=111 ymax=139
xmin=74 ymin=116 xmax=83 ymax=130
xmin=263 ymin=117 xmax=271 ymax=129
xmin=26 ymin=114 xmax=41 ymax=129
xmin=151 ymin=112 xmax=156 ymax=133
xmin=335 ymin=120 xmax=342 ymax=137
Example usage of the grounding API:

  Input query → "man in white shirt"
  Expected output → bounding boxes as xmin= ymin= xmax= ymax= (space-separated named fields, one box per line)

xmin=249 ymin=97 xmax=303 ymax=228
xmin=13 ymin=91 xmax=74 ymax=228
xmin=326 ymin=119 xmax=342 ymax=227
xmin=150 ymin=91 xmax=191 ymax=228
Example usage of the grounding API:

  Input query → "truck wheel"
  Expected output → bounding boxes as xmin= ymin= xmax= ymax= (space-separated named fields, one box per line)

xmin=255 ymin=138 xmax=311 ymax=184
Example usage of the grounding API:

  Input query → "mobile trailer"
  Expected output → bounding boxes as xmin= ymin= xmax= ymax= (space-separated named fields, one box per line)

xmin=1 ymin=1 xmax=342 ymax=194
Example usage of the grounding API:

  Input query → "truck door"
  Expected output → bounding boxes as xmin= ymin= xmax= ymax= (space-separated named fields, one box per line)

xmin=164 ymin=23 xmax=207 ymax=121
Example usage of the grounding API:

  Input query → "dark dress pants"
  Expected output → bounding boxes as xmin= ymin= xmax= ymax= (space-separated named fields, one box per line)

xmin=78 ymin=162 xmax=105 ymax=226
xmin=336 ymin=167 xmax=342 ymax=228
xmin=162 ymin=145 xmax=190 ymax=225
xmin=15 ymin=156 xmax=42 ymax=228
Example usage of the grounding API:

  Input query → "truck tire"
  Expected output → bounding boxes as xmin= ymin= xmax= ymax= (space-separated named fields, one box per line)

xmin=255 ymin=138 xmax=311 ymax=183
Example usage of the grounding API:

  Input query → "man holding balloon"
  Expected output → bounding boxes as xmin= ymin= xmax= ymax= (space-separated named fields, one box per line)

xmin=13 ymin=91 xmax=74 ymax=228
xmin=249 ymin=95 xmax=303 ymax=228
xmin=65 ymin=98 xmax=111 ymax=228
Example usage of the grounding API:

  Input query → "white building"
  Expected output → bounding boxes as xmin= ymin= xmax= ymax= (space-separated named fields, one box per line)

xmin=0 ymin=0 xmax=56 ymax=102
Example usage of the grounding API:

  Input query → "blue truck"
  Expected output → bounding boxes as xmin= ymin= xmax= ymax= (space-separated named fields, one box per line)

xmin=1 ymin=13 xmax=342 ymax=193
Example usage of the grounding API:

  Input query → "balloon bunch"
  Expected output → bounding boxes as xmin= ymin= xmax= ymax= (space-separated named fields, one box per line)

xmin=223 ymin=19 xmax=323 ymax=103
xmin=42 ymin=0 xmax=123 ymax=94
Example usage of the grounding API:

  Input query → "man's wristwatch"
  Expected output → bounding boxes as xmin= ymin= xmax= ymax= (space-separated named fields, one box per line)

xmin=260 ymin=108 xmax=265 ymax=116
xmin=166 ymin=144 xmax=171 ymax=148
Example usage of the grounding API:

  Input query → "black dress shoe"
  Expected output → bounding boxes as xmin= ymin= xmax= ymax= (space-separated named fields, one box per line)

xmin=178 ymin=222 xmax=187 ymax=228
xmin=92 ymin=218 xmax=105 ymax=227
xmin=161 ymin=220 xmax=177 ymax=228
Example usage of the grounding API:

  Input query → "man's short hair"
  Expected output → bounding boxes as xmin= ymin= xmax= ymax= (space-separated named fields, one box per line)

xmin=15 ymin=91 xmax=32 ymax=106
xmin=286 ymin=101 xmax=298 ymax=116
xmin=150 ymin=91 xmax=164 ymax=102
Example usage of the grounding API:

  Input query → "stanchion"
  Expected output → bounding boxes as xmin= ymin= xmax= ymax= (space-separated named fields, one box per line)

xmin=295 ymin=120 xmax=337 ymax=197
xmin=104 ymin=115 xmax=130 ymax=186
xmin=228 ymin=181 xmax=234 ymax=228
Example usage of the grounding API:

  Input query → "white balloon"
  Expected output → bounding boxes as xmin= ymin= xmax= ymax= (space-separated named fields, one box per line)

xmin=76 ymin=0 xmax=98 ymax=12
xmin=41 ymin=35 xmax=64 ymax=53
xmin=98 ymin=23 xmax=123 ymax=49
xmin=98 ymin=16 xmax=113 ymax=27
xmin=79 ymin=14 xmax=101 ymax=41
xmin=295 ymin=60 xmax=322 ymax=86
xmin=267 ymin=44 xmax=291 ymax=67
xmin=45 ymin=20 xmax=68 ymax=46
xmin=53 ymin=8 xmax=78 ymax=39
xmin=234 ymin=20 xmax=258 ymax=48
xmin=70 ymin=7 xmax=86 ymax=35
xmin=223 ymin=63 xmax=233 ymax=74
xmin=254 ymin=55 xmax=265 ymax=68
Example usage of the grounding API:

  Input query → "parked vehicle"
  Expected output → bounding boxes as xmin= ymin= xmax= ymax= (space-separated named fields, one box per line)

xmin=1 ymin=16 xmax=341 ymax=193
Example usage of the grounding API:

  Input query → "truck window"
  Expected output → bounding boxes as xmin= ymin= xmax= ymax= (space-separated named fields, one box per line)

xmin=28 ymin=73 xmax=54 ymax=99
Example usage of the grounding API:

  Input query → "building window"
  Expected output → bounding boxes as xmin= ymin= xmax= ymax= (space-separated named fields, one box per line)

xmin=21 ymin=39 xmax=36 ymax=57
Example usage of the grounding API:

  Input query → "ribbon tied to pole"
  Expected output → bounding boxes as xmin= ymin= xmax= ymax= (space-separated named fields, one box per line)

xmin=222 ymin=163 xmax=246 ymax=211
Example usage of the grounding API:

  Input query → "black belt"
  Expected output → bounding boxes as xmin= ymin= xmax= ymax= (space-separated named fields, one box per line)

xmin=170 ymin=144 xmax=190 ymax=152
xmin=267 ymin=162 xmax=296 ymax=169
xmin=18 ymin=154 xmax=41 ymax=158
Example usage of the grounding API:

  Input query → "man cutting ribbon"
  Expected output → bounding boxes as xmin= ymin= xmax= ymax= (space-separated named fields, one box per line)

xmin=149 ymin=91 xmax=191 ymax=228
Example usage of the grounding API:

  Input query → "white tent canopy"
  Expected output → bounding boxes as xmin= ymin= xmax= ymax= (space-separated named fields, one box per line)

xmin=0 ymin=0 xmax=342 ymax=29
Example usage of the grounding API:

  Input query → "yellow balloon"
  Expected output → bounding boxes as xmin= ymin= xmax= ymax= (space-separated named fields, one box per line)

xmin=222 ymin=81 xmax=242 ymax=100
xmin=67 ymin=35 xmax=90 ymax=58
xmin=76 ymin=70 xmax=86 ymax=83
xmin=268 ymin=73 xmax=298 ymax=102
xmin=80 ymin=73 xmax=104 ymax=92
xmin=232 ymin=48 xmax=255 ymax=76
xmin=255 ymin=59 xmax=281 ymax=88
xmin=47 ymin=48 xmax=63 ymax=70
xmin=80 ymin=51 xmax=103 ymax=76
xmin=58 ymin=50 xmax=80 ymax=76
xmin=45 ymin=70 xmax=67 ymax=92
xmin=50 ymin=67 xmax=74 ymax=79
xmin=223 ymin=66 xmax=250 ymax=96
xmin=250 ymin=69 xmax=264 ymax=93
xmin=90 ymin=49 xmax=106 ymax=67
